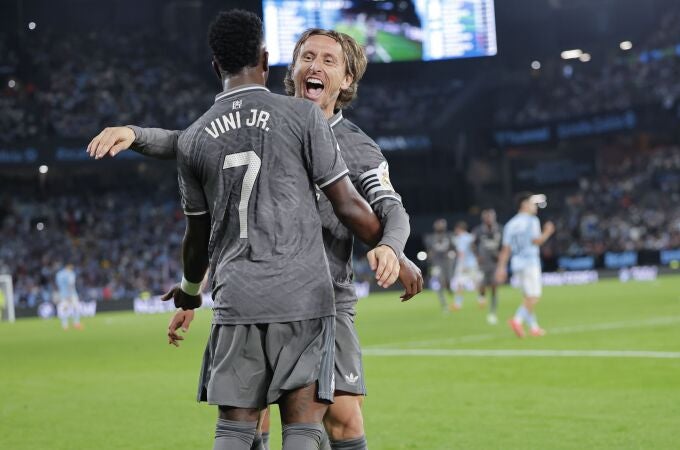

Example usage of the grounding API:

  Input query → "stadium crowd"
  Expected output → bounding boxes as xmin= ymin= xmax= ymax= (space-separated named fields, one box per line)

xmin=494 ymin=8 xmax=680 ymax=126
xmin=0 ymin=30 xmax=212 ymax=144
xmin=552 ymin=145 xmax=680 ymax=256
xmin=0 ymin=182 xmax=185 ymax=307
xmin=0 ymin=27 xmax=466 ymax=144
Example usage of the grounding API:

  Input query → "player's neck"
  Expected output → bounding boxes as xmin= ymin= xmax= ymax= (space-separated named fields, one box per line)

xmin=322 ymin=105 xmax=335 ymax=119
xmin=221 ymin=70 xmax=266 ymax=92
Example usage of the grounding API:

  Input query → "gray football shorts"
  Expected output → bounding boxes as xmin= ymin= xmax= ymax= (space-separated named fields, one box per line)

xmin=430 ymin=262 xmax=454 ymax=290
xmin=333 ymin=310 xmax=367 ymax=396
xmin=480 ymin=264 xmax=497 ymax=286
xmin=197 ymin=316 xmax=335 ymax=408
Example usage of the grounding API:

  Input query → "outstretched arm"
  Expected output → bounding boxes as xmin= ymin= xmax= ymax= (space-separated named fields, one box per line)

xmin=87 ymin=126 xmax=180 ymax=160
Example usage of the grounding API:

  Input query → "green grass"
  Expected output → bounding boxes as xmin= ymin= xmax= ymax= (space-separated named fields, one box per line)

xmin=2 ymin=277 xmax=680 ymax=449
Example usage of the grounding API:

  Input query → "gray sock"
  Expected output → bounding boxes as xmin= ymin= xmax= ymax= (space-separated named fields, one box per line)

xmin=250 ymin=432 xmax=264 ymax=450
xmin=320 ymin=429 xmax=332 ymax=450
xmin=436 ymin=289 xmax=448 ymax=309
xmin=330 ymin=436 xmax=368 ymax=450
xmin=214 ymin=418 xmax=257 ymax=450
xmin=491 ymin=292 xmax=498 ymax=313
xmin=262 ymin=432 xmax=270 ymax=450
xmin=282 ymin=423 xmax=324 ymax=450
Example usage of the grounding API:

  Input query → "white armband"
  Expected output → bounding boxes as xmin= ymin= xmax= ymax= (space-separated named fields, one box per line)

xmin=180 ymin=276 xmax=201 ymax=296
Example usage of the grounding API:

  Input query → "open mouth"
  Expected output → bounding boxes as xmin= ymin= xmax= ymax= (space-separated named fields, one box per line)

xmin=304 ymin=77 xmax=325 ymax=101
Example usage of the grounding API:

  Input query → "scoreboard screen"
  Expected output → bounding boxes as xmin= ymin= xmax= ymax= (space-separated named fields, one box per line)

xmin=263 ymin=0 xmax=497 ymax=64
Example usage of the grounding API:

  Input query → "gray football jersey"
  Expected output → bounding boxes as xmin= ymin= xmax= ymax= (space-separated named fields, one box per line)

xmin=316 ymin=111 xmax=405 ymax=312
xmin=473 ymin=223 xmax=503 ymax=267
xmin=177 ymin=85 xmax=348 ymax=325
xmin=423 ymin=232 xmax=456 ymax=266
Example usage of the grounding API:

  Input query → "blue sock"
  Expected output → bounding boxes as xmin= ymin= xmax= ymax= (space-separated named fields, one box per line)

xmin=514 ymin=306 xmax=530 ymax=324
xmin=528 ymin=313 xmax=539 ymax=329
xmin=455 ymin=295 xmax=463 ymax=306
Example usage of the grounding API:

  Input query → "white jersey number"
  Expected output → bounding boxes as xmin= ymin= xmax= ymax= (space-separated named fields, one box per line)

xmin=223 ymin=151 xmax=261 ymax=238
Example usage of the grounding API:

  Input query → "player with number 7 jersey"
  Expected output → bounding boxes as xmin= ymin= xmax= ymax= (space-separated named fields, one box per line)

xmin=178 ymin=84 xmax=361 ymax=324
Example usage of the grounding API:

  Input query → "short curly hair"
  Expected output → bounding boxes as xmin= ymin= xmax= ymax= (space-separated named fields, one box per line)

xmin=208 ymin=10 xmax=263 ymax=75
xmin=284 ymin=29 xmax=368 ymax=110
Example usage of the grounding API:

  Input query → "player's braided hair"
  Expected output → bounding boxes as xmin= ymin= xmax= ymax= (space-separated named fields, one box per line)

xmin=284 ymin=29 xmax=368 ymax=110
xmin=208 ymin=9 xmax=263 ymax=75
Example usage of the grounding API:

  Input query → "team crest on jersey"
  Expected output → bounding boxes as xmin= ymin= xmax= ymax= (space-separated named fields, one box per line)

xmin=378 ymin=161 xmax=394 ymax=190
xmin=358 ymin=161 xmax=397 ymax=199
xmin=232 ymin=99 xmax=242 ymax=110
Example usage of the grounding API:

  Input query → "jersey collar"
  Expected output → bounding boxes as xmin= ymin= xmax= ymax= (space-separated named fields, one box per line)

xmin=329 ymin=110 xmax=344 ymax=128
xmin=215 ymin=84 xmax=270 ymax=103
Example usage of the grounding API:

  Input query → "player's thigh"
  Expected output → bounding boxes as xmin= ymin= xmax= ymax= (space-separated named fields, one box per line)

xmin=267 ymin=317 xmax=335 ymax=422
xmin=198 ymin=324 xmax=270 ymax=409
xmin=521 ymin=266 xmax=542 ymax=299
xmin=278 ymin=382 xmax=328 ymax=424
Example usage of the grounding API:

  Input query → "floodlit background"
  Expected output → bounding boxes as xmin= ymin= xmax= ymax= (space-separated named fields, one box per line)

xmin=1 ymin=1 xmax=680 ymax=448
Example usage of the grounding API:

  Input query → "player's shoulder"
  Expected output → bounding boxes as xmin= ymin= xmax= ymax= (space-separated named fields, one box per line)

xmin=335 ymin=116 xmax=381 ymax=151
xmin=267 ymin=92 xmax=318 ymax=116
xmin=336 ymin=115 xmax=388 ymax=171
xmin=177 ymin=106 xmax=218 ymax=155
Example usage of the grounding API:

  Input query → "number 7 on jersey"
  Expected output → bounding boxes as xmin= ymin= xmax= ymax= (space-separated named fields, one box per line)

xmin=223 ymin=151 xmax=261 ymax=238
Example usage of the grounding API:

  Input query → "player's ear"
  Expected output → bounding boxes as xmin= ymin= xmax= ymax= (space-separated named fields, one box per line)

xmin=261 ymin=49 xmax=269 ymax=78
xmin=211 ymin=59 xmax=222 ymax=82
xmin=340 ymin=73 xmax=353 ymax=91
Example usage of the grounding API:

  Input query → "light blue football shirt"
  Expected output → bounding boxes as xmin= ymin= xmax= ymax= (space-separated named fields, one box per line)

xmin=502 ymin=213 xmax=542 ymax=271
xmin=55 ymin=267 xmax=77 ymax=299
xmin=454 ymin=231 xmax=478 ymax=269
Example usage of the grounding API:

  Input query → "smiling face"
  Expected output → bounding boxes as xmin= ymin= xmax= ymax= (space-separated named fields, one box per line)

xmin=284 ymin=29 xmax=368 ymax=117
xmin=291 ymin=34 xmax=352 ymax=117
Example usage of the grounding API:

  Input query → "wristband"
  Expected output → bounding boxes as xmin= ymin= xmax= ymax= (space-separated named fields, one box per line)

xmin=180 ymin=276 xmax=201 ymax=296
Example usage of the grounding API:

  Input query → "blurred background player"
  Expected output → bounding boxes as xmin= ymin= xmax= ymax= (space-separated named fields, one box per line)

xmin=423 ymin=219 xmax=456 ymax=313
xmin=496 ymin=193 xmax=555 ymax=337
xmin=451 ymin=221 xmax=480 ymax=311
xmin=472 ymin=209 xmax=503 ymax=324
xmin=54 ymin=263 xmax=82 ymax=330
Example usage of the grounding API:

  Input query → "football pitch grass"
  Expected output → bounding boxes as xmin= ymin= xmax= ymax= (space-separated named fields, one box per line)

xmin=2 ymin=276 xmax=680 ymax=449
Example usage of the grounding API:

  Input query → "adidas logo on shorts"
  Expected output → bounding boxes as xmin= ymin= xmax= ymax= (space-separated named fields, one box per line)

xmin=344 ymin=373 xmax=359 ymax=384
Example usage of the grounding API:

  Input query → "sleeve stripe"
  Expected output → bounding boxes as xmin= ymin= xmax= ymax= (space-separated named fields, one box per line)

xmin=317 ymin=169 xmax=349 ymax=189
xmin=184 ymin=210 xmax=209 ymax=216
xmin=368 ymin=194 xmax=402 ymax=206
xmin=364 ymin=184 xmax=399 ymax=198
xmin=358 ymin=166 xmax=382 ymax=182
xmin=362 ymin=180 xmax=382 ymax=192
xmin=360 ymin=176 xmax=380 ymax=191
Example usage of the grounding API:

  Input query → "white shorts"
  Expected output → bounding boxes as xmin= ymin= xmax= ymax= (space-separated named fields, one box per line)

xmin=515 ymin=265 xmax=542 ymax=298
xmin=453 ymin=266 xmax=481 ymax=291
xmin=57 ymin=295 xmax=80 ymax=317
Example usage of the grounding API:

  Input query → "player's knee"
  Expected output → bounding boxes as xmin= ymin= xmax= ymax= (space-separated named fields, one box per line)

xmin=218 ymin=405 xmax=261 ymax=422
xmin=324 ymin=397 xmax=365 ymax=440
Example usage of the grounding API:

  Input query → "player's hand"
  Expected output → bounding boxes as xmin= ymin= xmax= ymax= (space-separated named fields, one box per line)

xmin=161 ymin=283 xmax=202 ymax=310
xmin=495 ymin=267 xmax=508 ymax=285
xmin=167 ymin=309 xmax=194 ymax=347
xmin=543 ymin=221 xmax=556 ymax=236
xmin=87 ymin=126 xmax=135 ymax=159
xmin=367 ymin=245 xmax=400 ymax=288
xmin=398 ymin=256 xmax=423 ymax=302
